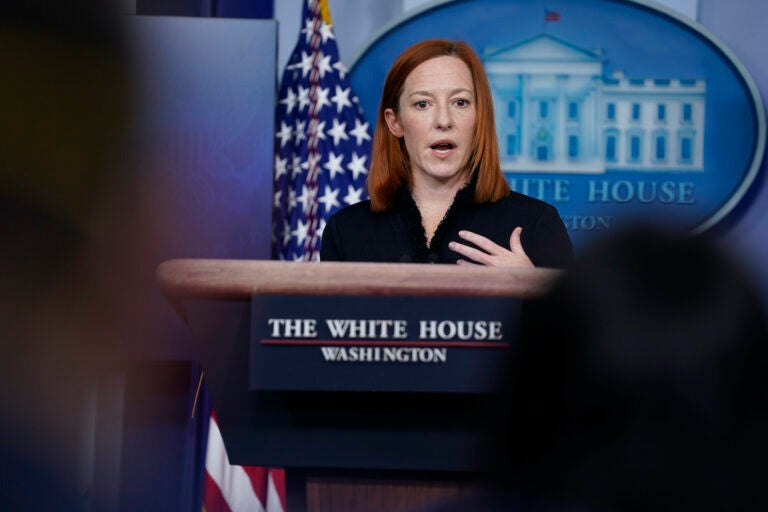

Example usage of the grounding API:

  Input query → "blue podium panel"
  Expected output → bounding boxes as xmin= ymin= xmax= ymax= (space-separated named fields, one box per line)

xmin=185 ymin=298 xmax=511 ymax=471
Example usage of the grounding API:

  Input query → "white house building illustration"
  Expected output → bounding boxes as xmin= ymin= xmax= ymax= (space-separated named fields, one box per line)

xmin=483 ymin=34 xmax=706 ymax=173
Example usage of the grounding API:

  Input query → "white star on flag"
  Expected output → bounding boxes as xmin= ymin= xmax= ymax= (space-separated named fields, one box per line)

xmin=323 ymin=151 xmax=345 ymax=179
xmin=276 ymin=121 xmax=292 ymax=148
xmin=326 ymin=118 xmax=349 ymax=146
xmin=331 ymin=85 xmax=352 ymax=114
xmin=272 ymin=0 xmax=372 ymax=262
xmin=318 ymin=185 xmax=341 ymax=212
xmin=274 ymin=156 xmax=288 ymax=179
xmin=301 ymin=18 xmax=314 ymax=44
xmin=291 ymin=155 xmax=302 ymax=179
xmin=349 ymin=118 xmax=372 ymax=146
xmin=294 ymin=119 xmax=307 ymax=145
xmin=333 ymin=60 xmax=348 ymax=79
xmin=314 ymin=86 xmax=331 ymax=112
xmin=292 ymin=218 xmax=310 ymax=245
xmin=295 ymin=51 xmax=314 ymax=78
xmin=343 ymin=185 xmax=363 ymax=205
xmin=316 ymin=52 xmax=333 ymax=79
xmin=319 ymin=21 xmax=335 ymax=43
xmin=280 ymin=87 xmax=298 ymax=114
xmin=296 ymin=184 xmax=315 ymax=214
xmin=347 ymin=152 xmax=368 ymax=180
xmin=297 ymin=85 xmax=310 ymax=111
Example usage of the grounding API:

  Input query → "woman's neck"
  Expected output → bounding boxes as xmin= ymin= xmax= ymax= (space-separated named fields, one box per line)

xmin=410 ymin=173 xmax=469 ymax=247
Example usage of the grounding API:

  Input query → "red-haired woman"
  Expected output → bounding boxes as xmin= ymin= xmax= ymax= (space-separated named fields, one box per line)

xmin=321 ymin=39 xmax=574 ymax=268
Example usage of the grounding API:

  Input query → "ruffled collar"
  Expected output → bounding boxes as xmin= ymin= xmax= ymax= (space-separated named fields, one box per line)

xmin=393 ymin=178 xmax=476 ymax=262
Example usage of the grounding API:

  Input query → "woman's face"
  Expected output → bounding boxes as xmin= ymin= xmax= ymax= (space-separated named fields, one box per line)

xmin=384 ymin=55 xmax=477 ymax=189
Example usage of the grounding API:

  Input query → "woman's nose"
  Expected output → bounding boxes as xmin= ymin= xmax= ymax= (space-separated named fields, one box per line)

xmin=435 ymin=105 xmax=453 ymax=130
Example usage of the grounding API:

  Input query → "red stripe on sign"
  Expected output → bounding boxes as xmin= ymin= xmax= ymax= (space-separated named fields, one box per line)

xmin=261 ymin=339 xmax=510 ymax=348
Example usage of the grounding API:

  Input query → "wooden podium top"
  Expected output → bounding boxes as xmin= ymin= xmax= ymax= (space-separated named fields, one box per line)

xmin=156 ymin=259 xmax=562 ymax=300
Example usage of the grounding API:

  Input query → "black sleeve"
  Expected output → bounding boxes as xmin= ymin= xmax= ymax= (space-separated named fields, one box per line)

xmin=526 ymin=204 xmax=575 ymax=269
xmin=320 ymin=213 xmax=344 ymax=261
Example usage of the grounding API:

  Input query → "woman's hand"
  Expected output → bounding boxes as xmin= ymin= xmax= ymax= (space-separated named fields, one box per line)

xmin=448 ymin=227 xmax=534 ymax=268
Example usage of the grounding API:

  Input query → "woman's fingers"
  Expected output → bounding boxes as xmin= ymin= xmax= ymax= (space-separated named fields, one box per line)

xmin=509 ymin=226 xmax=525 ymax=253
xmin=448 ymin=228 xmax=534 ymax=268
xmin=449 ymin=240 xmax=495 ymax=264
xmin=457 ymin=230 xmax=501 ymax=254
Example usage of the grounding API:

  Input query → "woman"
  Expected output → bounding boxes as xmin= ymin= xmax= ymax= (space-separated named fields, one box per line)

xmin=320 ymin=39 xmax=574 ymax=268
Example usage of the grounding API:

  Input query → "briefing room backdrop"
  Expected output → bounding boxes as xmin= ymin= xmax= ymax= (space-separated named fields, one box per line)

xmin=114 ymin=1 xmax=767 ymax=511
xmin=129 ymin=0 xmax=768 ymax=359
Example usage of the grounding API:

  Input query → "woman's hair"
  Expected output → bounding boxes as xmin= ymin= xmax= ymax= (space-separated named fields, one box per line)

xmin=367 ymin=39 xmax=509 ymax=211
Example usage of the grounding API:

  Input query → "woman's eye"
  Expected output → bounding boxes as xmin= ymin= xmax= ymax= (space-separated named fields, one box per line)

xmin=454 ymin=98 xmax=470 ymax=107
xmin=414 ymin=100 xmax=429 ymax=109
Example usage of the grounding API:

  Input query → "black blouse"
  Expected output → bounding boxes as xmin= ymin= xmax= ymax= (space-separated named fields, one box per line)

xmin=320 ymin=183 xmax=574 ymax=269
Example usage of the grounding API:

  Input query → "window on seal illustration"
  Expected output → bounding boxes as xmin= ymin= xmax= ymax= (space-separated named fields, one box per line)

xmin=681 ymin=103 xmax=693 ymax=123
xmin=631 ymin=103 xmax=641 ymax=122
xmin=653 ymin=130 xmax=668 ymax=162
xmin=534 ymin=128 xmax=551 ymax=161
xmin=678 ymin=130 xmax=695 ymax=163
xmin=508 ymin=101 xmax=517 ymax=119
xmin=507 ymin=133 xmax=518 ymax=156
xmin=539 ymin=100 xmax=549 ymax=119
xmin=657 ymin=103 xmax=666 ymax=122
xmin=606 ymin=102 xmax=616 ymax=121
xmin=568 ymin=101 xmax=579 ymax=121
xmin=568 ymin=134 xmax=579 ymax=158
xmin=627 ymin=131 xmax=643 ymax=163
xmin=605 ymin=131 xmax=618 ymax=162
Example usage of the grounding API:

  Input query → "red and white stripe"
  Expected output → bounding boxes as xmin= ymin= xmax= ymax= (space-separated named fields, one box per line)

xmin=203 ymin=414 xmax=286 ymax=512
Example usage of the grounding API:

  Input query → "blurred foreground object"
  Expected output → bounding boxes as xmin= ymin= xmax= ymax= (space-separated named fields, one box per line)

xmin=499 ymin=227 xmax=768 ymax=511
xmin=1 ymin=2 xmax=143 ymax=510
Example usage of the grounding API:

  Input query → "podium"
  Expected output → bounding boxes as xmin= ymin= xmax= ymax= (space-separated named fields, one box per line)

xmin=157 ymin=260 xmax=560 ymax=511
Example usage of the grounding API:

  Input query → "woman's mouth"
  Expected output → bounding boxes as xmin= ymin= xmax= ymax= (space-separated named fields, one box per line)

xmin=430 ymin=141 xmax=456 ymax=156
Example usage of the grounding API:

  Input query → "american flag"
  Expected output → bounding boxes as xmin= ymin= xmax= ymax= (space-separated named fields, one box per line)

xmin=203 ymin=412 xmax=285 ymax=512
xmin=545 ymin=8 xmax=561 ymax=22
xmin=272 ymin=0 xmax=372 ymax=261
xmin=202 ymin=3 xmax=371 ymax=508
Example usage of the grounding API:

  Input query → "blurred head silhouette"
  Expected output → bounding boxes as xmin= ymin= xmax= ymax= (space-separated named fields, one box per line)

xmin=1 ymin=2 xmax=137 ymax=509
xmin=497 ymin=226 xmax=768 ymax=512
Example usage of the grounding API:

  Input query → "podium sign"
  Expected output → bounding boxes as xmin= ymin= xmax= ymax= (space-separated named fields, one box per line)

xmin=250 ymin=295 xmax=520 ymax=393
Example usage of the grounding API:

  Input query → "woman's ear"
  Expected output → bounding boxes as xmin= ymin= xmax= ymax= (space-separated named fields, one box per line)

xmin=384 ymin=108 xmax=404 ymax=138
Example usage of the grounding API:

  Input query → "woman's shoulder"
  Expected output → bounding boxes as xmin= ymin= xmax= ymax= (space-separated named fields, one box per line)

xmin=483 ymin=190 xmax=559 ymax=217
xmin=328 ymin=200 xmax=375 ymax=224
xmin=503 ymin=189 xmax=552 ymax=207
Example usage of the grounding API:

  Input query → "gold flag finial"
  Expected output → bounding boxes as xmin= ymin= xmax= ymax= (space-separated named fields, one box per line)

xmin=318 ymin=0 xmax=333 ymax=25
